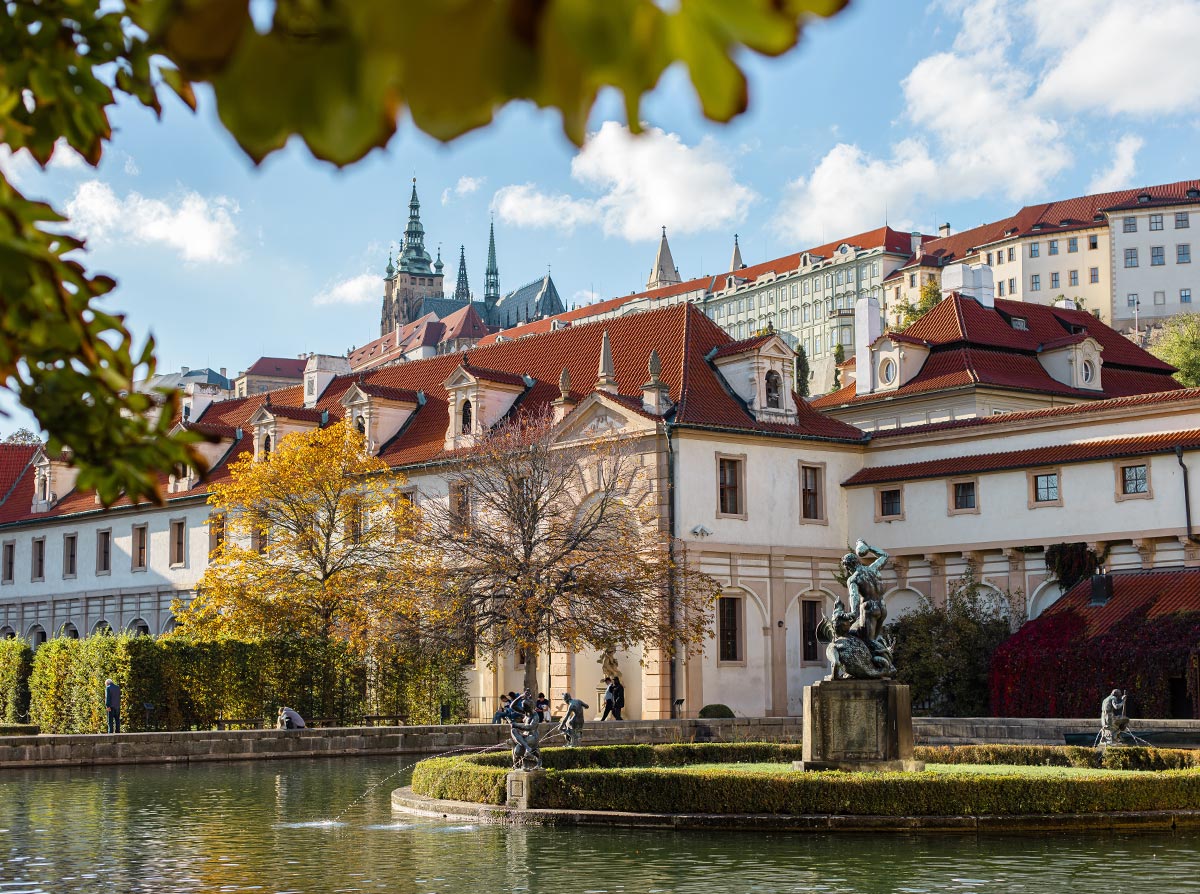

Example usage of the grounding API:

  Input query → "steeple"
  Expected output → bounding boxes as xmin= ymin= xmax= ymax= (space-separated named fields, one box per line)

xmin=646 ymin=226 xmax=682 ymax=290
xmin=729 ymin=233 xmax=744 ymax=271
xmin=454 ymin=245 xmax=470 ymax=301
xmin=484 ymin=219 xmax=500 ymax=306
xmin=385 ymin=249 xmax=395 ymax=278
xmin=595 ymin=330 xmax=618 ymax=394
xmin=434 ymin=244 xmax=444 ymax=275
xmin=397 ymin=178 xmax=434 ymax=275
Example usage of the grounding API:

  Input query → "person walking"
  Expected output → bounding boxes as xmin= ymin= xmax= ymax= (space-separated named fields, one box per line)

xmin=104 ymin=678 xmax=121 ymax=734
xmin=599 ymin=677 xmax=616 ymax=721
xmin=611 ymin=676 xmax=625 ymax=721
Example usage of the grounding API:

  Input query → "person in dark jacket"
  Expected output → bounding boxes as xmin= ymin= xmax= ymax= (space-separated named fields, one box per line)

xmin=600 ymin=677 xmax=616 ymax=721
xmin=104 ymin=678 xmax=121 ymax=734
xmin=611 ymin=676 xmax=625 ymax=720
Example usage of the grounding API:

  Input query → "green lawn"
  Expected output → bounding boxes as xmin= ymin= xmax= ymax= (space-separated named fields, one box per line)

xmin=677 ymin=762 xmax=1151 ymax=778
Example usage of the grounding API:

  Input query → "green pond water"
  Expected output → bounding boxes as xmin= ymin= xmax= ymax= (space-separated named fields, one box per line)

xmin=1 ymin=754 xmax=1198 ymax=893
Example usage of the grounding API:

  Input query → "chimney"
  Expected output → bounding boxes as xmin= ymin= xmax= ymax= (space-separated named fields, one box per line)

xmin=938 ymin=222 xmax=951 ymax=238
xmin=219 ymin=367 xmax=227 ymax=379
xmin=1089 ymin=573 xmax=1113 ymax=606
xmin=910 ymin=231 xmax=922 ymax=256
xmin=303 ymin=354 xmax=352 ymax=407
xmin=181 ymin=366 xmax=190 ymax=375
xmin=642 ymin=349 xmax=672 ymax=414
xmin=854 ymin=293 xmax=882 ymax=393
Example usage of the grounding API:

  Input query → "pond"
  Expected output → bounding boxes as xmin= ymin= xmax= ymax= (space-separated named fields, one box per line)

xmin=0 ymin=754 xmax=1198 ymax=893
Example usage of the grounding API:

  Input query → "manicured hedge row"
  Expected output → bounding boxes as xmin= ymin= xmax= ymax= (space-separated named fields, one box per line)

xmin=0 ymin=639 xmax=32 ymax=724
xmin=468 ymin=742 xmax=807 ymax=771
xmin=915 ymin=744 xmax=1200 ymax=771
xmin=412 ymin=756 xmax=509 ymax=805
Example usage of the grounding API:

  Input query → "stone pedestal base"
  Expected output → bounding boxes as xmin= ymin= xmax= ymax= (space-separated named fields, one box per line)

xmin=505 ymin=769 xmax=545 ymax=809
xmin=798 ymin=679 xmax=924 ymax=773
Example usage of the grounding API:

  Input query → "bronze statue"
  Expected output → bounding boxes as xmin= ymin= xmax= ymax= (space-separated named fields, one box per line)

xmin=509 ymin=712 xmax=543 ymax=770
xmin=818 ymin=539 xmax=896 ymax=680
xmin=1100 ymin=689 xmax=1129 ymax=746
xmin=558 ymin=692 xmax=588 ymax=747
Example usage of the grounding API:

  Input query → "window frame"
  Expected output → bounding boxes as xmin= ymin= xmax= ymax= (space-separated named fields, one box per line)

xmin=1178 ymin=243 xmax=1191 ymax=264
xmin=1150 ymin=213 xmax=1164 ymax=231
xmin=131 ymin=523 xmax=149 ymax=571
xmin=1151 ymin=245 xmax=1165 ymax=266
xmin=62 ymin=533 xmax=77 ymax=579
xmin=874 ymin=485 xmax=905 ymax=522
xmin=30 ymin=536 xmax=45 ymax=582
xmin=0 ymin=540 xmax=13 ymax=585
xmin=1114 ymin=459 xmax=1152 ymax=502
xmin=801 ymin=597 xmax=822 ymax=664
xmin=947 ymin=477 xmax=981 ymax=516
xmin=715 ymin=453 xmax=747 ymax=520
xmin=1027 ymin=468 xmax=1063 ymax=508
xmin=96 ymin=528 xmax=112 ymax=575
xmin=169 ymin=517 xmax=187 ymax=568
xmin=716 ymin=594 xmax=745 ymax=665
xmin=798 ymin=461 xmax=827 ymax=525
xmin=1124 ymin=248 xmax=1139 ymax=268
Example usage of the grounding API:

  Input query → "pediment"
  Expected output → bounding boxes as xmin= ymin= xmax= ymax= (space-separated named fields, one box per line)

xmin=246 ymin=405 xmax=277 ymax=427
xmin=443 ymin=366 xmax=477 ymax=390
xmin=553 ymin=394 xmax=658 ymax=443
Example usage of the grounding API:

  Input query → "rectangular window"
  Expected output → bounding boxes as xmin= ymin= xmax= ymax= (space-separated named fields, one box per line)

xmin=1125 ymin=248 xmax=1139 ymax=268
xmin=1183 ymin=288 xmax=1192 ymax=304
xmin=1123 ymin=216 xmax=1137 ymax=233
xmin=1008 ymin=278 xmax=1016 ymax=294
xmin=1008 ymin=247 xmax=1015 ymax=261
xmin=31 ymin=538 xmax=45 ymax=581
xmin=718 ymin=596 xmax=742 ymax=662
xmin=63 ymin=533 xmax=77 ymax=578
xmin=953 ymin=481 xmax=977 ymax=511
xmin=997 ymin=280 xmax=1005 ymax=297
xmin=1122 ymin=464 xmax=1148 ymax=495
xmin=1150 ymin=213 xmax=1164 ymax=231
xmin=1155 ymin=290 xmax=1166 ymax=305
xmin=1048 ymin=240 xmax=1059 ymax=255
xmin=1068 ymin=237 xmax=1078 ymax=253
xmin=1050 ymin=272 xmax=1060 ymax=288
xmin=1029 ymin=243 xmax=1040 ymax=258
xmin=1178 ymin=244 xmax=1191 ymax=264
xmin=878 ymin=488 xmax=902 ymax=519
xmin=1090 ymin=267 xmax=1100 ymax=283
xmin=1151 ymin=245 xmax=1165 ymax=266
xmin=449 ymin=483 xmax=471 ymax=533
xmin=717 ymin=455 xmax=745 ymax=518
xmin=908 ymin=273 xmax=916 ymax=287
xmin=986 ymin=252 xmax=993 ymax=265
xmin=169 ymin=519 xmax=186 ymax=567
xmin=1177 ymin=211 xmax=1190 ymax=229
xmin=800 ymin=463 xmax=824 ymax=522
xmin=1 ymin=542 xmax=13 ymax=583
xmin=1033 ymin=472 xmax=1059 ymax=504
xmin=1128 ymin=293 xmax=1139 ymax=307
xmin=802 ymin=599 xmax=820 ymax=663
xmin=97 ymin=529 xmax=111 ymax=574
xmin=1089 ymin=234 xmax=1099 ymax=249
xmin=132 ymin=524 xmax=148 ymax=570
xmin=1069 ymin=270 xmax=1079 ymax=286
xmin=1030 ymin=274 xmax=1041 ymax=291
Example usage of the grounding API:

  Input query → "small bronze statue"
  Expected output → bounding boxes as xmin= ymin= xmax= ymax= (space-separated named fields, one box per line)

xmin=818 ymin=539 xmax=896 ymax=680
xmin=508 ymin=702 xmax=543 ymax=770
xmin=558 ymin=692 xmax=589 ymax=747
xmin=1099 ymin=688 xmax=1129 ymax=746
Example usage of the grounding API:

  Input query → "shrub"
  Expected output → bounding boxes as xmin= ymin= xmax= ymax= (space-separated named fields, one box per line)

xmin=913 ymin=744 xmax=1200 ymax=771
xmin=0 ymin=724 xmax=38 ymax=736
xmin=412 ymin=756 xmax=509 ymax=804
xmin=698 ymin=704 xmax=735 ymax=719
xmin=0 ymin=638 xmax=32 ymax=723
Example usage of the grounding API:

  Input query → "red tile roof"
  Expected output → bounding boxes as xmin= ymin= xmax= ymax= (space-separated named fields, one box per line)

xmin=710 ymin=333 xmax=776 ymax=360
xmin=261 ymin=404 xmax=325 ymax=424
xmin=843 ymin=428 xmax=1200 ymax=486
xmin=244 ymin=357 xmax=306 ymax=378
xmin=0 ymin=444 xmax=38 ymax=510
xmin=458 ymin=362 xmax=528 ymax=388
xmin=441 ymin=304 xmax=490 ymax=342
xmin=1038 ymin=568 xmax=1200 ymax=637
xmin=355 ymin=383 xmax=422 ymax=404
xmin=811 ymin=294 xmax=1179 ymax=410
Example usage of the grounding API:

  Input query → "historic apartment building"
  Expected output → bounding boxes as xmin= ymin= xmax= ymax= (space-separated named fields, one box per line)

xmin=886 ymin=178 xmax=1200 ymax=331
xmin=0 ymin=273 xmax=1194 ymax=720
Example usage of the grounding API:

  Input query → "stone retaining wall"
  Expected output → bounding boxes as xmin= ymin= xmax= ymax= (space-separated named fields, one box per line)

xmin=3 ymin=715 xmax=1198 ymax=769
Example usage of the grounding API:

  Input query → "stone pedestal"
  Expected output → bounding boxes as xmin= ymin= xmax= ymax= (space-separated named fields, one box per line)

xmin=505 ymin=769 xmax=545 ymax=809
xmin=795 ymin=679 xmax=924 ymax=772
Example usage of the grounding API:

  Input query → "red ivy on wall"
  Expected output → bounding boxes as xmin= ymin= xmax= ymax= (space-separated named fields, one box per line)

xmin=989 ymin=608 xmax=1200 ymax=718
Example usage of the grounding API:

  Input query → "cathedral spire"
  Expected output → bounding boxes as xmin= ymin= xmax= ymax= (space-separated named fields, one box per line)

xmin=397 ymin=177 xmax=433 ymax=275
xmin=729 ymin=233 xmax=744 ymax=271
xmin=646 ymin=225 xmax=682 ymax=290
xmin=454 ymin=245 xmax=471 ymax=301
xmin=484 ymin=218 xmax=500 ymax=306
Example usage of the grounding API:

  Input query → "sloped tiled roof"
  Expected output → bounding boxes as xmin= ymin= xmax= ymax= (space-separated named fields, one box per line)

xmin=244 ymin=357 xmax=306 ymax=379
xmin=811 ymin=295 xmax=1180 ymax=410
xmin=843 ymin=428 xmax=1200 ymax=486
xmin=1039 ymin=568 xmax=1200 ymax=637
xmin=441 ymin=304 xmax=490 ymax=342
xmin=710 ymin=333 xmax=776 ymax=360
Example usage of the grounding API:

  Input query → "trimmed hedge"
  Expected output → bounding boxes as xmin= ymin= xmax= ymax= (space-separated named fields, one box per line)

xmin=0 ymin=724 xmax=38 ymax=736
xmin=698 ymin=704 xmax=736 ymax=719
xmin=0 ymin=638 xmax=32 ymax=723
xmin=411 ymin=742 xmax=1200 ymax=816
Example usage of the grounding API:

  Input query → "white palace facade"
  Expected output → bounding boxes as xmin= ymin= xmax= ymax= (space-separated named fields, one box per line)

xmin=0 ymin=271 xmax=1196 ymax=720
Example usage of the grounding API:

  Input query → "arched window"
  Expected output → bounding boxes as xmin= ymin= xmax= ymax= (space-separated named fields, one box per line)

xmin=262 ymin=434 xmax=272 ymax=458
xmin=461 ymin=399 xmax=473 ymax=434
xmin=129 ymin=619 xmax=151 ymax=636
xmin=61 ymin=623 xmax=79 ymax=639
xmin=765 ymin=370 xmax=783 ymax=409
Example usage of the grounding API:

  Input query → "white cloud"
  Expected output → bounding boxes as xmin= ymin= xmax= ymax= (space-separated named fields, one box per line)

xmin=0 ymin=139 xmax=86 ymax=185
xmin=123 ymin=154 xmax=140 ymax=176
xmin=1031 ymin=0 xmax=1200 ymax=116
xmin=1088 ymin=135 xmax=1145 ymax=194
xmin=66 ymin=180 xmax=240 ymax=264
xmin=441 ymin=175 xmax=486 ymax=205
xmin=313 ymin=272 xmax=380 ymax=307
xmin=572 ymin=288 xmax=601 ymax=306
xmin=494 ymin=122 xmax=755 ymax=241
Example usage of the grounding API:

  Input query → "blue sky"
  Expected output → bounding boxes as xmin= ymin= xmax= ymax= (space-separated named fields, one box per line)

xmin=4 ymin=0 xmax=1200 ymax=435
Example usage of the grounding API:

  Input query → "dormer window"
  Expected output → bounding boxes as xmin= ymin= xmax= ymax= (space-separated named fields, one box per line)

xmin=461 ymin=399 xmax=473 ymax=434
xmin=1082 ymin=359 xmax=1096 ymax=384
xmin=262 ymin=434 xmax=272 ymax=458
xmin=355 ymin=414 xmax=366 ymax=435
xmin=1012 ymin=317 xmax=1028 ymax=331
xmin=764 ymin=371 xmax=782 ymax=409
xmin=306 ymin=377 xmax=315 ymax=396
xmin=879 ymin=358 xmax=897 ymax=385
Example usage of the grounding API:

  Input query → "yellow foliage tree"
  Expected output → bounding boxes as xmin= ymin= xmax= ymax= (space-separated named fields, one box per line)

xmin=172 ymin=421 xmax=420 ymax=652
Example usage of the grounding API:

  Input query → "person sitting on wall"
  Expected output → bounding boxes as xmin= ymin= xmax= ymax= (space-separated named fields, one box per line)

xmin=492 ymin=695 xmax=512 ymax=724
xmin=277 ymin=706 xmax=306 ymax=730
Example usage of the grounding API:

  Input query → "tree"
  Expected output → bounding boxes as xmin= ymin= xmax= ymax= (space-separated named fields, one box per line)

xmin=2 ymin=0 xmax=848 ymax=505
xmin=794 ymin=345 xmax=810 ymax=398
xmin=887 ymin=566 xmax=1017 ymax=716
xmin=1150 ymin=313 xmax=1200 ymax=387
xmin=415 ymin=407 xmax=719 ymax=696
xmin=3 ymin=429 xmax=42 ymax=445
xmin=171 ymin=421 xmax=421 ymax=652
xmin=894 ymin=277 xmax=943 ymax=328
xmin=830 ymin=343 xmax=844 ymax=391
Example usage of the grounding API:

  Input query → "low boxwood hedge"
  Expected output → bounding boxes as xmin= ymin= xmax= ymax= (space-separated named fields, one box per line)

xmin=410 ymin=742 xmax=1200 ymax=816
xmin=0 ymin=723 xmax=38 ymax=736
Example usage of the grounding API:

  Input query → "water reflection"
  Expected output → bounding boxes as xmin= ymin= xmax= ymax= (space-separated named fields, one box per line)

xmin=0 ymin=756 xmax=1196 ymax=893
